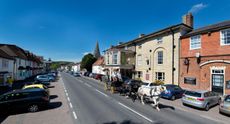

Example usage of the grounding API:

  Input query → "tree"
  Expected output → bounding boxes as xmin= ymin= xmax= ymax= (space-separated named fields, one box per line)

xmin=80 ymin=53 xmax=97 ymax=72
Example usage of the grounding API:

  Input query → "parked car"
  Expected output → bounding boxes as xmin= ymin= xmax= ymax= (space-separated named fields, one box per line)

xmin=73 ymin=72 xmax=81 ymax=77
xmin=219 ymin=95 xmax=230 ymax=115
xmin=94 ymin=74 xmax=104 ymax=81
xmin=161 ymin=84 xmax=185 ymax=100
xmin=89 ymin=73 xmax=96 ymax=78
xmin=22 ymin=84 xmax=49 ymax=95
xmin=0 ymin=88 xmax=50 ymax=113
xmin=35 ymin=75 xmax=52 ymax=82
xmin=182 ymin=90 xmax=221 ymax=111
xmin=84 ymin=72 xmax=90 ymax=77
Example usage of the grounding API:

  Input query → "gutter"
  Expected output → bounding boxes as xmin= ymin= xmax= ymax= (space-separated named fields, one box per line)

xmin=170 ymin=28 xmax=175 ymax=85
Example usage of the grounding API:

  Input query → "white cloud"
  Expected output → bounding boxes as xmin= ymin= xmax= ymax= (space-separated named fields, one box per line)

xmin=188 ymin=3 xmax=207 ymax=14
xmin=83 ymin=52 xmax=91 ymax=55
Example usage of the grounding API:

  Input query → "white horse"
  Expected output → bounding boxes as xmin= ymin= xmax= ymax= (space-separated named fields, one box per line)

xmin=138 ymin=85 xmax=166 ymax=111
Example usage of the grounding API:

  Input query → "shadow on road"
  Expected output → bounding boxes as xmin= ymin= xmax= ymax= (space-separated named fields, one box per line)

xmin=48 ymin=85 xmax=55 ymax=88
xmin=103 ymin=120 xmax=142 ymax=124
xmin=0 ymin=101 xmax=62 ymax=123
xmin=158 ymin=103 xmax=175 ymax=110
xmin=50 ymin=95 xmax=58 ymax=100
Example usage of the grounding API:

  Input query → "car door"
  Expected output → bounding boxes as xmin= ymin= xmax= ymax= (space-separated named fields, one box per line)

xmin=0 ymin=95 xmax=10 ymax=112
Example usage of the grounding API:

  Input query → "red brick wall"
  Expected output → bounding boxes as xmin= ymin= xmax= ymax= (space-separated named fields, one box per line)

xmin=180 ymin=56 xmax=230 ymax=94
xmin=180 ymin=30 xmax=230 ymax=95
xmin=181 ymin=31 xmax=230 ymax=58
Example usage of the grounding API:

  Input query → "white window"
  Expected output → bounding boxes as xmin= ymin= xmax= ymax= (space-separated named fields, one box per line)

xmin=155 ymin=72 xmax=165 ymax=81
xmin=221 ymin=29 xmax=230 ymax=45
xmin=190 ymin=35 xmax=201 ymax=49
xmin=157 ymin=51 xmax=163 ymax=64
xmin=137 ymin=55 xmax=142 ymax=66
xmin=112 ymin=52 xmax=118 ymax=65
xmin=2 ymin=59 xmax=9 ymax=68
xmin=107 ymin=53 xmax=109 ymax=64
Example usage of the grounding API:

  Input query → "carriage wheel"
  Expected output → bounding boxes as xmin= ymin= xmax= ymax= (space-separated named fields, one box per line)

xmin=104 ymin=83 xmax=108 ymax=90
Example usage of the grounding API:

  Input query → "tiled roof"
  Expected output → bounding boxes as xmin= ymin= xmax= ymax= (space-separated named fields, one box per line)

xmin=0 ymin=49 xmax=14 ymax=60
xmin=181 ymin=20 xmax=230 ymax=38
xmin=93 ymin=57 xmax=104 ymax=66
xmin=0 ymin=44 xmax=27 ymax=59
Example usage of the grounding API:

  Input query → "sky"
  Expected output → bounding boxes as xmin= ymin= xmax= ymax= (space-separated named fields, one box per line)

xmin=0 ymin=0 xmax=230 ymax=62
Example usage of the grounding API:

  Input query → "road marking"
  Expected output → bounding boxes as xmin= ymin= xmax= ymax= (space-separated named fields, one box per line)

xmin=72 ymin=111 xmax=78 ymax=119
xmin=118 ymin=102 xmax=154 ymax=123
xmin=84 ymin=83 xmax=92 ymax=87
xmin=79 ymin=80 xmax=83 ymax=83
xmin=64 ymin=89 xmax=67 ymax=93
xmin=69 ymin=102 xmax=73 ymax=108
xmin=66 ymin=92 xmax=69 ymax=96
xmin=67 ymin=97 xmax=70 ymax=102
xmin=95 ymin=89 xmax=109 ymax=97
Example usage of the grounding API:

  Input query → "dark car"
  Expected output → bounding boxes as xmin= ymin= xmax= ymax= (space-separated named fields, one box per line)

xmin=73 ymin=72 xmax=81 ymax=77
xmin=0 ymin=88 xmax=50 ymax=114
xmin=161 ymin=84 xmax=185 ymax=100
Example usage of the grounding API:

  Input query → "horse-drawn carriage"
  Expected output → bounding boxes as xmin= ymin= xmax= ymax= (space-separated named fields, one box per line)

xmin=101 ymin=75 xmax=123 ymax=93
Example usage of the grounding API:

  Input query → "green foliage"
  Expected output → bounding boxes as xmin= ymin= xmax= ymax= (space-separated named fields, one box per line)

xmin=50 ymin=61 xmax=73 ymax=70
xmin=154 ymin=80 xmax=164 ymax=85
xmin=80 ymin=53 xmax=97 ymax=72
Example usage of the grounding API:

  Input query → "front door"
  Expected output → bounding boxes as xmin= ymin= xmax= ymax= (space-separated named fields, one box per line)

xmin=211 ymin=70 xmax=224 ymax=95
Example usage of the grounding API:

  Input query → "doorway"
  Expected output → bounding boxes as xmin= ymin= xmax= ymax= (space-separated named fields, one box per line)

xmin=211 ymin=69 xmax=224 ymax=95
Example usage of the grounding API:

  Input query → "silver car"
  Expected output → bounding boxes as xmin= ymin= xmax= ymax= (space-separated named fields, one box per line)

xmin=219 ymin=95 xmax=230 ymax=115
xmin=182 ymin=90 xmax=221 ymax=111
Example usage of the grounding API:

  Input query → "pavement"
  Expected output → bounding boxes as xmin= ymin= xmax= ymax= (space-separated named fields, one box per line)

xmin=61 ymin=72 xmax=224 ymax=124
xmin=0 ymin=75 xmax=74 ymax=124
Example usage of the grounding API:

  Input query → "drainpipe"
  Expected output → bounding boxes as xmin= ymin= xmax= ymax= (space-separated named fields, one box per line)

xmin=170 ymin=28 xmax=175 ymax=85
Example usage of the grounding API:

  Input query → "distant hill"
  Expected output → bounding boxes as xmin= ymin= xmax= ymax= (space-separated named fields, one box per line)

xmin=50 ymin=61 xmax=74 ymax=70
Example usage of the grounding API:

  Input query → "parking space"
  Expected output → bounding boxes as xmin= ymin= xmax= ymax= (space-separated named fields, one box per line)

xmin=0 ymin=76 xmax=74 ymax=124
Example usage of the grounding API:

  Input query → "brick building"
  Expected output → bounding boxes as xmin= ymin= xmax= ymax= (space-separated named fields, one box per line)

xmin=180 ymin=20 xmax=230 ymax=95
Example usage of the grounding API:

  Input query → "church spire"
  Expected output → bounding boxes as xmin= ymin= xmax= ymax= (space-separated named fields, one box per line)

xmin=93 ymin=41 xmax=101 ymax=59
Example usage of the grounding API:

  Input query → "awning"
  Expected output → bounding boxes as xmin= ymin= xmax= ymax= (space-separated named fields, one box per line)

xmin=26 ymin=66 xmax=32 ymax=70
xmin=18 ymin=66 xmax=26 ymax=70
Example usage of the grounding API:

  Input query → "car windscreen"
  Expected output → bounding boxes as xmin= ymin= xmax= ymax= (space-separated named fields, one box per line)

xmin=225 ymin=95 xmax=230 ymax=102
xmin=185 ymin=91 xmax=201 ymax=97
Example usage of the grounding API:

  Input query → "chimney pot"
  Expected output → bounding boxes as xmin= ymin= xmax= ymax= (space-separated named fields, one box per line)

xmin=182 ymin=13 xmax=193 ymax=27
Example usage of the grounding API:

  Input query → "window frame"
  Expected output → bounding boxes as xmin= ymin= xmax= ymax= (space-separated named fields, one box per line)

xmin=137 ymin=55 xmax=142 ymax=66
xmin=112 ymin=51 xmax=118 ymax=65
xmin=155 ymin=72 xmax=165 ymax=81
xmin=157 ymin=51 xmax=163 ymax=65
xmin=190 ymin=35 xmax=201 ymax=50
xmin=220 ymin=29 xmax=230 ymax=46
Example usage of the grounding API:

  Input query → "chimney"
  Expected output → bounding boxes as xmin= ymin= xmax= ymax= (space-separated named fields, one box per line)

xmin=182 ymin=13 xmax=193 ymax=27
xmin=139 ymin=34 xmax=145 ymax=38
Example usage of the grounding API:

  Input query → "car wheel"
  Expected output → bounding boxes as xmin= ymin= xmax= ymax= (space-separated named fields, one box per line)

xmin=28 ymin=104 xmax=39 ymax=112
xmin=171 ymin=95 xmax=176 ymax=101
xmin=205 ymin=104 xmax=210 ymax=111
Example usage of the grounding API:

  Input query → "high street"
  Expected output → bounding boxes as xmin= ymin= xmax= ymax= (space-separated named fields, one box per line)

xmin=61 ymin=72 xmax=220 ymax=124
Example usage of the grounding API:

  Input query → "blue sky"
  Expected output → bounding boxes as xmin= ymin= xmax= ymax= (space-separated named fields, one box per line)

xmin=0 ymin=0 xmax=230 ymax=62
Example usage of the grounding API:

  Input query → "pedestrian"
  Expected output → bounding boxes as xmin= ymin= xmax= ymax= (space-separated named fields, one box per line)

xmin=7 ymin=76 xmax=13 ymax=88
